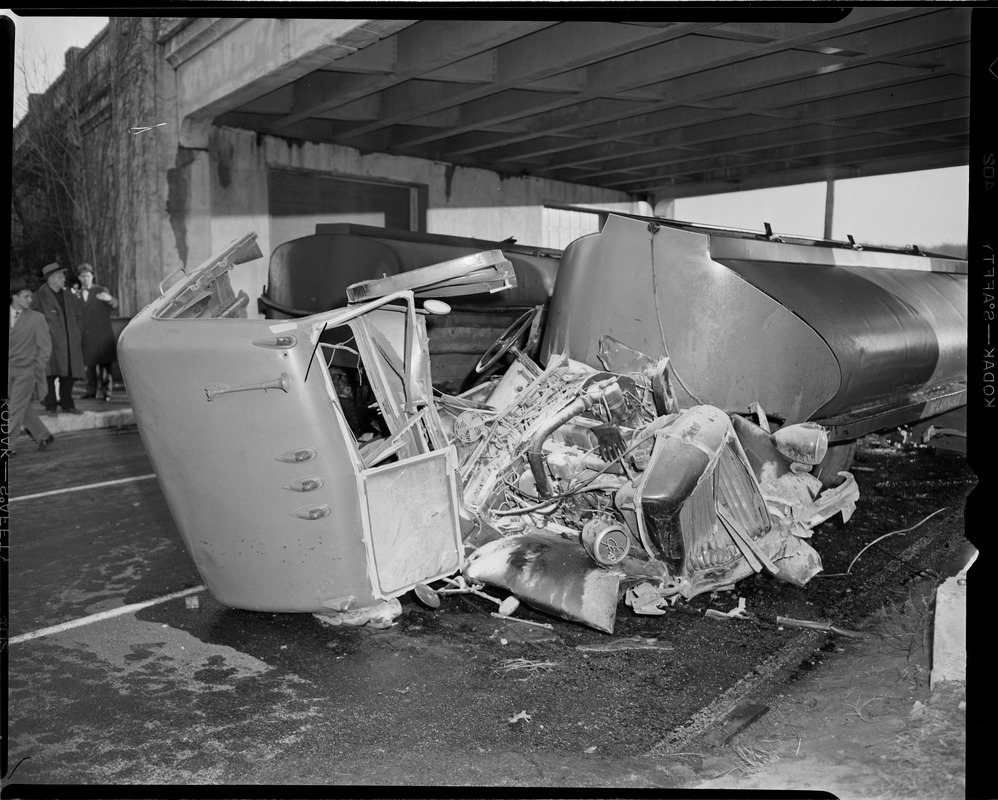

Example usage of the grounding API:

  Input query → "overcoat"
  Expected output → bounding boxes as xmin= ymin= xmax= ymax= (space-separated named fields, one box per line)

xmin=79 ymin=284 xmax=118 ymax=365
xmin=8 ymin=307 xmax=52 ymax=380
xmin=33 ymin=283 xmax=85 ymax=377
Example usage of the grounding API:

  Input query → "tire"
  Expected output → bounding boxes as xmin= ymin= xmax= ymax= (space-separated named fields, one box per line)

xmin=813 ymin=441 xmax=857 ymax=489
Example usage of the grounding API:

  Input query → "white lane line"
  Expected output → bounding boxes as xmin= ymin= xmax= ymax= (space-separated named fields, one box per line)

xmin=8 ymin=585 xmax=207 ymax=645
xmin=10 ymin=473 xmax=158 ymax=503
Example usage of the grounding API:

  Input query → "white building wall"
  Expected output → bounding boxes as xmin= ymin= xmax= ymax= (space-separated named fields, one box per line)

xmin=209 ymin=125 xmax=651 ymax=318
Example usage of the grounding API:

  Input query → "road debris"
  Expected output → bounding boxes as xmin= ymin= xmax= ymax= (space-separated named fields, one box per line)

xmin=495 ymin=658 xmax=558 ymax=678
xmin=844 ymin=507 xmax=948 ymax=575
xmin=818 ymin=507 xmax=949 ymax=577
xmin=314 ymin=598 xmax=402 ymax=629
xmin=437 ymin=576 xmax=521 ymax=616
xmin=508 ymin=710 xmax=532 ymax=724
xmin=705 ymin=596 xmax=751 ymax=621
xmin=776 ymin=615 xmax=872 ymax=639
xmin=625 ymin=582 xmax=669 ymax=615
xmin=490 ymin=612 xmax=554 ymax=630
xmin=576 ymin=636 xmax=674 ymax=652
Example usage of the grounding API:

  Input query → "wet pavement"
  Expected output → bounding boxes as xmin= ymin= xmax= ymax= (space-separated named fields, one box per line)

xmin=3 ymin=410 xmax=977 ymax=788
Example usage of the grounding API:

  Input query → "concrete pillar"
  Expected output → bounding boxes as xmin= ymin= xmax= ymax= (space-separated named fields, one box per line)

xmin=166 ymin=146 xmax=214 ymax=275
xmin=930 ymin=575 xmax=967 ymax=689
xmin=157 ymin=18 xmax=213 ymax=293
xmin=654 ymin=199 xmax=676 ymax=219
xmin=823 ymin=179 xmax=835 ymax=240
xmin=930 ymin=551 xmax=973 ymax=690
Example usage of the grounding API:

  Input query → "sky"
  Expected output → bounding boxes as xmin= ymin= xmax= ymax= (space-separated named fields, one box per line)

xmin=674 ymin=166 xmax=969 ymax=249
xmin=4 ymin=12 xmax=970 ymax=250
xmin=5 ymin=12 xmax=110 ymax=126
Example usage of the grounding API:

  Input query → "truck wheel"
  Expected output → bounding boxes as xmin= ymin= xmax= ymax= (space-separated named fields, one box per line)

xmin=813 ymin=441 xmax=856 ymax=489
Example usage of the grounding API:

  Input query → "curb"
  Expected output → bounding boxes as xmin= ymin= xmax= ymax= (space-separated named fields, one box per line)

xmin=38 ymin=407 xmax=135 ymax=434
xmin=929 ymin=549 xmax=974 ymax=689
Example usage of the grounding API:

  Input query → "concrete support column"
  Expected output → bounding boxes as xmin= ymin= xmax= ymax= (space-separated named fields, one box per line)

xmin=654 ymin=198 xmax=676 ymax=219
xmin=166 ymin=146 xmax=214 ymax=275
xmin=823 ymin=179 xmax=835 ymax=240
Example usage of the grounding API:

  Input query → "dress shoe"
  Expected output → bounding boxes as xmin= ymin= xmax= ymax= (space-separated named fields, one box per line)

xmin=81 ymin=392 xmax=97 ymax=399
xmin=38 ymin=434 xmax=54 ymax=451
xmin=44 ymin=407 xmax=58 ymax=415
xmin=63 ymin=408 xmax=83 ymax=415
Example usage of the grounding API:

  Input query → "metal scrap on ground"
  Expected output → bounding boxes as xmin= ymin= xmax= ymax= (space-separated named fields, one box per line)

xmin=495 ymin=658 xmax=559 ymax=677
xmin=576 ymin=636 xmax=675 ymax=652
xmin=705 ymin=597 xmax=752 ymax=621
xmin=776 ymin=616 xmax=872 ymax=639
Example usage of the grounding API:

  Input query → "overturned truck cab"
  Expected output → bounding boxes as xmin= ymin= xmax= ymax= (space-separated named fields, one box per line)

xmin=118 ymin=216 xmax=963 ymax=633
xmin=118 ymin=236 xmax=486 ymax=616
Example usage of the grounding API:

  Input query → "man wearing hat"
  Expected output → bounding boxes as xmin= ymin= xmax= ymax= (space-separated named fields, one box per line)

xmin=76 ymin=263 xmax=119 ymax=400
xmin=9 ymin=280 xmax=54 ymax=454
xmin=33 ymin=261 xmax=85 ymax=415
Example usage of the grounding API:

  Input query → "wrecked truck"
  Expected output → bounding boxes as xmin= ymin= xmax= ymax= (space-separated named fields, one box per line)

xmin=260 ymin=215 xmax=969 ymax=480
xmin=118 ymin=233 xmax=862 ymax=632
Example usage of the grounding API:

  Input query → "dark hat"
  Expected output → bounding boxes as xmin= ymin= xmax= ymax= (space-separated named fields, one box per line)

xmin=42 ymin=262 xmax=66 ymax=278
xmin=10 ymin=278 xmax=32 ymax=296
xmin=77 ymin=262 xmax=94 ymax=275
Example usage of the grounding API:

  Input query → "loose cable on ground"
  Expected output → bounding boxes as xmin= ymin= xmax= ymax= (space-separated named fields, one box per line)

xmin=817 ymin=506 xmax=949 ymax=578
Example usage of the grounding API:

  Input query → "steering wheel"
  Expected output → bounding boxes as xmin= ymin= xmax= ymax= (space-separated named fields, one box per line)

xmin=475 ymin=308 xmax=540 ymax=374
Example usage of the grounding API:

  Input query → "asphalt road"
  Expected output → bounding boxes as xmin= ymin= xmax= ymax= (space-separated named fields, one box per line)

xmin=4 ymin=424 xmax=976 ymax=789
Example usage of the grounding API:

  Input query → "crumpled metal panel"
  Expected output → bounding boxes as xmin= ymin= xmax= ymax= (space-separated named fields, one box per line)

xmin=632 ymin=405 xmax=730 ymax=570
xmin=634 ymin=405 xmax=776 ymax=599
xmin=463 ymin=532 xmax=626 ymax=633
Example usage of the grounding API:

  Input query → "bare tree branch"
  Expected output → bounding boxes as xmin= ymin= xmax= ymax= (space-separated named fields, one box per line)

xmin=11 ymin=17 xmax=151 ymax=301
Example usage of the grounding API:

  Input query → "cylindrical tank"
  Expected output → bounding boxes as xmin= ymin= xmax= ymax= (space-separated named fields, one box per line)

xmin=263 ymin=225 xmax=560 ymax=316
xmin=262 ymin=225 xmax=562 ymax=389
xmin=542 ymin=214 xmax=967 ymax=432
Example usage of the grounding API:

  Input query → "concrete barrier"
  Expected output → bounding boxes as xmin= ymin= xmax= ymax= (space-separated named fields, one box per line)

xmin=39 ymin=407 xmax=134 ymax=434
xmin=930 ymin=550 xmax=975 ymax=689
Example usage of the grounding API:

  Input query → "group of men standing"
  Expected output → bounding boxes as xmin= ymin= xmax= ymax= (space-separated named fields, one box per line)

xmin=7 ymin=261 xmax=118 ymax=456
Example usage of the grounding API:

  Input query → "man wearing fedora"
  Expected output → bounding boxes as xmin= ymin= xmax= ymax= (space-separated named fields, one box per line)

xmin=9 ymin=279 xmax=54 ymax=455
xmin=75 ymin=263 xmax=119 ymax=401
xmin=33 ymin=261 xmax=85 ymax=415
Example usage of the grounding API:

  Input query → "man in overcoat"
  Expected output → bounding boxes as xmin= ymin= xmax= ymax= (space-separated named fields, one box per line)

xmin=8 ymin=280 xmax=54 ymax=454
xmin=33 ymin=262 xmax=85 ymax=415
xmin=75 ymin=263 xmax=119 ymax=400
